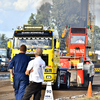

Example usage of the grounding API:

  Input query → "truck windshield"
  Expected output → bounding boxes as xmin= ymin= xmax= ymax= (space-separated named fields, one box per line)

xmin=13 ymin=37 xmax=52 ymax=49
xmin=71 ymin=35 xmax=85 ymax=44
xmin=0 ymin=50 xmax=7 ymax=58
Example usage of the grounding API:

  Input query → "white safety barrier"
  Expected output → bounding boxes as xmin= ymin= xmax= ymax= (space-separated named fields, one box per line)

xmin=44 ymin=82 xmax=54 ymax=100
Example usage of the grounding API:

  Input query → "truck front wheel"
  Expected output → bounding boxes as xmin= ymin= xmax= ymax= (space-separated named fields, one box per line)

xmin=54 ymin=71 xmax=60 ymax=89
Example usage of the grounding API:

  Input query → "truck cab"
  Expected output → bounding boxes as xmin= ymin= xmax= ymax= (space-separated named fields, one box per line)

xmin=68 ymin=27 xmax=88 ymax=60
xmin=7 ymin=25 xmax=70 ymax=89
xmin=60 ymin=26 xmax=95 ymax=87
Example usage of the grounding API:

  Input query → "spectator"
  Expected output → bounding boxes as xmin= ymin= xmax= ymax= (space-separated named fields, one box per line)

xmin=8 ymin=45 xmax=31 ymax=100
xmin=23 ymin=48 xmax=46 ymax=100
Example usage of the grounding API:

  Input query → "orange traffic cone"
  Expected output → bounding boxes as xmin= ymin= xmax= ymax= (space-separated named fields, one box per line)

xmin=87 ymin=81 xmax=92 ymax=97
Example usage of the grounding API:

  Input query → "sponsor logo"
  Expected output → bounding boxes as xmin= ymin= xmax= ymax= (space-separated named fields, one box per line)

xmin=70 ymin=49 xmax=84 ymax=53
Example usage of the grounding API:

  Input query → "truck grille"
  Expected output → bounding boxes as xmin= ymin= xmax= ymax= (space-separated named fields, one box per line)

xmin=27 ymin=54 xmax=48 ymax=66
xmin=41 ymin=54 xmax=48 ymax=66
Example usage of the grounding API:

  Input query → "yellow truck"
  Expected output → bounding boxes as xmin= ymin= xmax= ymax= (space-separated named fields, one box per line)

xmin=7 ymin=24 xmax=70 ymax=89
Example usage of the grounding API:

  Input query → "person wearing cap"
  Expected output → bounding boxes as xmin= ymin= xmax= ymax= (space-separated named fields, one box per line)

xmin=8 ymin=44 xmax=31 ymax=100
xmin=23 ymin=48 xmax=46 ymax=100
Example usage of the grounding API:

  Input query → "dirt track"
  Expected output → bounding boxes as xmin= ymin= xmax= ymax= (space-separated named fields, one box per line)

xmin=0 ymin=72 xmax=100 ymax=100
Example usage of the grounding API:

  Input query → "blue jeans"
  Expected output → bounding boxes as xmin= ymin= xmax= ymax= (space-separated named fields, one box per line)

xmin=13 ymin=75 xmax=29 ymax=100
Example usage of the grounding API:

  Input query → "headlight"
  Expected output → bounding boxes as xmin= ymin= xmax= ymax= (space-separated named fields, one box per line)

xmin=45 ymin=69 xmax=52 ymax=72
xmin=46 ymin=76 xmax=51 ymax=79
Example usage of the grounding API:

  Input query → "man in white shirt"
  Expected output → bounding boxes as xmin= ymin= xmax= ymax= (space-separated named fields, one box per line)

xmin=76 ymin=38 xmax=84 ymax=43
xmin=23 ymin=48 xmax=45 ymax=100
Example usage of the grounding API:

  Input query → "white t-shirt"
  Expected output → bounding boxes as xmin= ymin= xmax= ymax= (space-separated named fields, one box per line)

xmin=76 ymin=40 xmax=84 ymax=43
xmin=27 ymin=56 xmax=45 ymax=83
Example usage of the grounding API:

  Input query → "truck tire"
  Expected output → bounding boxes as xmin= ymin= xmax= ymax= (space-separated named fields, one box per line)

xmin=54 ymin=71 xmax=60 ymax=89
xmin=66 ymin=74 xmax=70 ymax=89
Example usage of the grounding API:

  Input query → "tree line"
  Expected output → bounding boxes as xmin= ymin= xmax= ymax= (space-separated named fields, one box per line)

xmin=27 ymin=0 xmax=100 ymax=51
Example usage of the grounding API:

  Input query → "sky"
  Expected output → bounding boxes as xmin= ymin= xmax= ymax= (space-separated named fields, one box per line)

xmin=0 ymin=0 xmax=100 ymax=38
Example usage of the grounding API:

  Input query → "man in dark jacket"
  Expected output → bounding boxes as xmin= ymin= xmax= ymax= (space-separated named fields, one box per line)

xmin=8 ymin=44 xmax=31 ymax=100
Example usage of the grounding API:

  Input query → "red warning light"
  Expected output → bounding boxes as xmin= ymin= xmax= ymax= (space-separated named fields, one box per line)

xmin=66 ymin=25 xmax=68 ymax=28
xmin=90 ymin=25 xmax=92 ymax=29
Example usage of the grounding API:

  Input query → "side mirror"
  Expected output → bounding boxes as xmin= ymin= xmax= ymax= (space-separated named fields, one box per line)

xmin=56 ymin=40 xmax=60 ymax=49
xmin=7 ymin=41 xmax=11 ymax=49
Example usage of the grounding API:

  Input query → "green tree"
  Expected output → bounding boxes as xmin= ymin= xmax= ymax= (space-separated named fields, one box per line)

xmin=28 ymin=3 xmax=51 ymax=27
xmin=51 ymin=0 xmax=80 ymax=35
xmin=0 ymin=34 xmax=8 ymax=48
xmin=36 ymin=3 xmax=51 ymax=26
xmin=51 ymin=0 xmax=80 ymax=50
xmin=27 ymin=0 xmax=81 ymax=50
xmin=28 ymin=13 xmax=36 ymax=25
xmin=94 ymin=25 xmax=100 ymax=50
xmin=28 ymin=0 xmax=80 ymax=34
